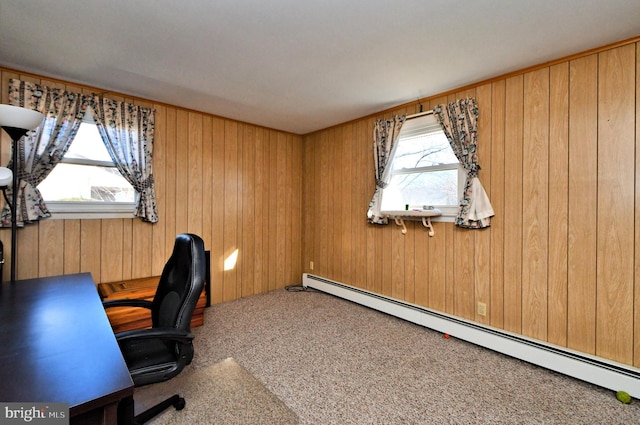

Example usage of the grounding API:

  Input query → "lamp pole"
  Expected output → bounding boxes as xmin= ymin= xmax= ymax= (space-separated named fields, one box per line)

xmin=6 ymin=128 xmax=21 ymax=282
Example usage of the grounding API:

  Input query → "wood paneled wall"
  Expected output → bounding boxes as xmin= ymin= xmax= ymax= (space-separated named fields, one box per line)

xmin=302 ymin=39 xmax=640 ymax=368
xmin=0 ymin=69 xmax=303 ymax=303
xmin=2 ymin=37 xmax=639 ymax=369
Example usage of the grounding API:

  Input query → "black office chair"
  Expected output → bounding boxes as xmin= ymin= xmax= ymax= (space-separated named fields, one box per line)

xmin=105 ymin=233 xmax=206 ymax=425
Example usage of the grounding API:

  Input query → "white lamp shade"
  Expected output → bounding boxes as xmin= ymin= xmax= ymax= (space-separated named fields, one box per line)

xmin=0 ymin=167 xmax=12 ymax=187
xmin=0 ymin=104 xmax=44 ymax=131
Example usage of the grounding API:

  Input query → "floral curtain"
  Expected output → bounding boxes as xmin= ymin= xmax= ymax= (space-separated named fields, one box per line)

xmin=2 ymin=79 xmax=90 ymax=226
xmin=433 ymin=97 xmax=493 ymax=228
xmin=91 ymin=96 xmax=158 ymax=223
xmin=367 ymin=115 xmax=405 ymax=224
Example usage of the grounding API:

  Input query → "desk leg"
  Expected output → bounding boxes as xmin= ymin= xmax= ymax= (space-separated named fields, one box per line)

xmin=117 ymin=395 xmax=135 ymax=425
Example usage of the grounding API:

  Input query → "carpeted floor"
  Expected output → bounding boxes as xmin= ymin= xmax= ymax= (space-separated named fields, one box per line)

xmin=134 ymin=357 xmax=299 ymax=424
xmin=139 ymin=288 xmax=640 ymax=424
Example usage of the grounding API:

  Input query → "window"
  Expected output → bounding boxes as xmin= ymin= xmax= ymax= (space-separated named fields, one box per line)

xmin=380 ymin=113 xmax=463 ymax=218
xmin=37 ymin=110 xmax=136 ymax=218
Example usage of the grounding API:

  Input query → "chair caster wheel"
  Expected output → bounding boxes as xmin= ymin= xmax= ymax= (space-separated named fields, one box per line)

xmin=174 ymin=397 xmax=186 ymax=411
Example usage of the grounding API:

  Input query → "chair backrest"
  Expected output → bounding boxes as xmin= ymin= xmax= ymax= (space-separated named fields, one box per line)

xmin=152 ymin=233 xmax=206 ymax=330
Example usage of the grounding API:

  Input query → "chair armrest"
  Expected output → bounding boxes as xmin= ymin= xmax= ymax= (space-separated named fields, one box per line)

xmin=115 ymin=327 xmax=195 ymax=345
xmin=103 ymin=299 xmax=153 ymax=309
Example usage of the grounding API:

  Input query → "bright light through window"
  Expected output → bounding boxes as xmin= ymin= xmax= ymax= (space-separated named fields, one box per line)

xmin=38 ymin=113 xmax=135 ymax=204
xmin=381 ymin=114 xmax=461 ymax=214
xmin=39 ymin=163 xmax=134 ymax=202
xmin=64 ymin=120 xmax=113 ymax=162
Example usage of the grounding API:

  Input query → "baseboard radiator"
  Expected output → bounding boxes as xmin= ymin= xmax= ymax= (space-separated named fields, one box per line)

xmin=302 ymin=273 xmax=640 ymax=398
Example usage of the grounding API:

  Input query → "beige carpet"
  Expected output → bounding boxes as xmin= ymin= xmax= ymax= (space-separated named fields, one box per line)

xmin=134 ymin=357 xmax=299 ymax=424
xmin=193 ymin=288 xmax=640 ymax=424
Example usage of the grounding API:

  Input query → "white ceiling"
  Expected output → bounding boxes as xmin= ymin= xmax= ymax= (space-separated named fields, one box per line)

xmin=1 ymin=1 xmax=639 ymax=135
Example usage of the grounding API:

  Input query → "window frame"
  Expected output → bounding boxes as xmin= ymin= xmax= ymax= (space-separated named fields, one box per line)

xmin=381 ymin=112 xmax=464 ymax=221
xmin=38 ymin=110 xmax=137 ymax=219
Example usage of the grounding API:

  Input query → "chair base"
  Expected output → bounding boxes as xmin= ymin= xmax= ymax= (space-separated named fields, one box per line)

xmin=118 ymin=394 xmax=185 ymax=425
xmin=135 ymin=394 xmax=185 ymax=424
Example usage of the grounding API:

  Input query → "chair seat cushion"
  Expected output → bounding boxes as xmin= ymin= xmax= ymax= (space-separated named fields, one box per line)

xmin=119 ymin=337 xmax=182 ymax=385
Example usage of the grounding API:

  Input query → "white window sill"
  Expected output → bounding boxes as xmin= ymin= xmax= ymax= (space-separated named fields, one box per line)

xmin=382 ymin=205 xmax=458 ymax=223
xmin=45 ymin=201 xmax=137 ymax=220
xmin=431 ymin=215 xmax=455 ymax=223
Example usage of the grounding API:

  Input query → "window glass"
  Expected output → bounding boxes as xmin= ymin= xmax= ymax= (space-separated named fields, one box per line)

xmin=391 ymin=131 xmax=457 ymax=170
xmin=37 ymin=111 xmax=136 ymax=216
xmin=380 ymin=114 xmax=461 ymax=215
xmin=63 ymin=121 xmax=113 ymax=163
xmin=39 ymin=163 xmax=134 ymax=202
xmin=386 ymin=169 xmax=459 ymax=207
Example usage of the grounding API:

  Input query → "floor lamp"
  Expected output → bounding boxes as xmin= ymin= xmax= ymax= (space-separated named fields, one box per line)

xmin=0 ymin=105 xmax=44 ymax=282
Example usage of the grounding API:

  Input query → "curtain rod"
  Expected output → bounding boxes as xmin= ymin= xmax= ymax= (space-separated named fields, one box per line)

xmin=405 ymin=109 xmax=434 ymax=120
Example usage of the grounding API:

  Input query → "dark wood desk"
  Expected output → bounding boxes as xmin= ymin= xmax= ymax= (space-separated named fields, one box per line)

xmin=0 ymin=273 xmax=134 ymax=424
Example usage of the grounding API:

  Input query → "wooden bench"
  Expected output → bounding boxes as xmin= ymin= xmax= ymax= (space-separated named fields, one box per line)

xmin=99 ymin=276 xmax=208 ymax=333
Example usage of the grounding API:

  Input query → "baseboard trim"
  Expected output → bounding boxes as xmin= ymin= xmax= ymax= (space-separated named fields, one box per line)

xmin=302 ymin=273 xmax=640 ymax=398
